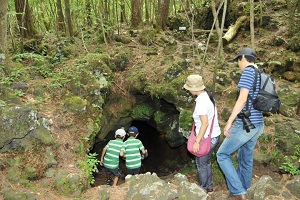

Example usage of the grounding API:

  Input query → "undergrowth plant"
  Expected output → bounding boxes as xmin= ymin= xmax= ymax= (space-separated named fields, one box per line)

xmin=79 ymin=152 xmax=100 ymax=185
xmin=279 ymin=156 xmax=300 ymax=176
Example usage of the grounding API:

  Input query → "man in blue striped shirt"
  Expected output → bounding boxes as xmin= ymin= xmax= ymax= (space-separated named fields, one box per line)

xmin=217 ymin=47 xmax=264 ymax=200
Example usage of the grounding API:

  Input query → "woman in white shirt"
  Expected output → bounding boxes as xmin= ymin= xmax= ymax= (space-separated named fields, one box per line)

xmin=184 ymin=74 xmax=221 ymax=193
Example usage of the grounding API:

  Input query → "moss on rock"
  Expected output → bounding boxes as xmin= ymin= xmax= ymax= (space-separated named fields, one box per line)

xmin=64 ymin=96 xmax=87 ymax=114
xmin=131 ymin=103 xmax=155 ymax=120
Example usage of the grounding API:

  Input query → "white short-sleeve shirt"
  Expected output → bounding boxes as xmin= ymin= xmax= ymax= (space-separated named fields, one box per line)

xmin=192 ymin=92 xmax=221 ymax=138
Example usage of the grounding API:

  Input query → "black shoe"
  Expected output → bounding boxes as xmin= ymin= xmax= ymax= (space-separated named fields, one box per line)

xmin=106 ymin=178 xmax=112 ymax=185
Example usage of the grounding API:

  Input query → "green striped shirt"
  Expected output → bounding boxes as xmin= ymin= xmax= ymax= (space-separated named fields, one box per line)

xmin=103 ymin=138 xmax=124 ymax=169
xmin=122 ymin=137 xmax=145 ymax=169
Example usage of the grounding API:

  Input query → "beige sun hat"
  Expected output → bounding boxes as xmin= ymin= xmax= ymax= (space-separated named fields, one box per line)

xmin=184 ymin=74 xmax=206 ymax=91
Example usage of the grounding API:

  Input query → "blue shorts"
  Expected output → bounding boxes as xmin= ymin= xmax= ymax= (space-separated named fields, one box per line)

xmin=104 ymin=167 xmax=121 ymax=177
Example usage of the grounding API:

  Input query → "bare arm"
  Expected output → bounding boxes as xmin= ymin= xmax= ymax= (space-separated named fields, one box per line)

xmin=224 ymin=88 xmax=249 ymax=137
xmin=100 ymin=146 xmax=107 ymax=166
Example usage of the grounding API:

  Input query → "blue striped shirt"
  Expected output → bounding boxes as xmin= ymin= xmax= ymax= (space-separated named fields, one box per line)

xmin=237 ymin=66 xmax=263 ymax=124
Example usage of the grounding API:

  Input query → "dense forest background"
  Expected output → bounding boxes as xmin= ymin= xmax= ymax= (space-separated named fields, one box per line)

xmin=0 ymin=0 xmax=299 ymax=199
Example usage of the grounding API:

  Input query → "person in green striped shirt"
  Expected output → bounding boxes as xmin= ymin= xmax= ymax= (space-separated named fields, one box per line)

xmin=121 ymin=126 xmax=147 ymax=175
xmin=100 ymin=128 xmax=126 ymax=187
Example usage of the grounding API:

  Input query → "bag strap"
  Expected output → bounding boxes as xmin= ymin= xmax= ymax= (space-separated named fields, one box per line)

xmin=246 ymin=65 xmax=259 ymax=110
xmin=208 ymin=106 xmax=216 ymax=138
xmin=191 ymin=121 xmax=195 ymax=131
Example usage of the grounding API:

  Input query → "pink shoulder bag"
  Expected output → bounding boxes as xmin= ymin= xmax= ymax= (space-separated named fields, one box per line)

xmin=187 ymin=107 xmax=215 ymax=157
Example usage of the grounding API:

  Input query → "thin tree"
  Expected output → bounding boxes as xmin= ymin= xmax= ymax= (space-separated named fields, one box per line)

xmin=65 ymin=0 xmax=73 ymax=37
xmin=250 ymin=0 xmax=255 ymax=49
xmin=86 ymin=0 xmax=92 ymax=26
xmin=0 ymin=0 xmax=7 ymax=61
xmin=286 ymin=0 xmax=299 ymax=36
xmin=14 ymin=0 xmax=37 ymax=38
xmin=120 ymin=0 xmax=127 ymax=23
xmin=56 ymin=0 xmax=65 ymax=32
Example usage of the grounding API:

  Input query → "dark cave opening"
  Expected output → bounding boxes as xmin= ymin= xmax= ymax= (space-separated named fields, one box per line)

xmin=91 ymin=120 xmax=192 ymax=186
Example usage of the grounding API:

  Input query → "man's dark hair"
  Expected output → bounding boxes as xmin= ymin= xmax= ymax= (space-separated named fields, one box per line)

xmin=238 ymin=55 xmax=255 ymax=63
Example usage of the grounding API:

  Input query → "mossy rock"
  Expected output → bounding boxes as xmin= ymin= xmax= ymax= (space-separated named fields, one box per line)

xmin=0 ymin=105 xmax=41 ymax=150
xmin=0 ymin=86 xmax=22 ymax=104
xmin=7 ymin=167 xmax=22 ymax=183
xmin=112 ymin=48 xmax=135 ymax=71
xmin=138 ymin=29 xmax=157 ymax=46
xmin=179 ymin=109 xmax=193 ymax=135
xmin=55 ymin=169 xmax=84 ymax=197
xmin=114 ymin=35 xmax=132 ymax=44
xmin=275 ymin=118 xmax=300 ymax=156
xmin=165 ymin=63 xmax=183 ymax=80
xmin=153 ymin=111 xmax=167 ymax=126
xmin=32 ymin=125 xmax=56 ymax=145
xmin=2 ymin=189 xmax=38 ymax=200
xmin=131 ymin=103 xmax=155 ymax=120
xmin=64 ymin=96 xmax=87 ymax=114
xmin=287 ymin=34 xmax=300 ymax=52
xmin=82 ymin=53 xmax=114 ymax=74
xmin=24 ymin=164 xmax=37 ymax=179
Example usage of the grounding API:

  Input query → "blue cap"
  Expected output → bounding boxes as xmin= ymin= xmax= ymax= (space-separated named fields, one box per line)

xmin=128 ymin=126 xmax=139 ymax=134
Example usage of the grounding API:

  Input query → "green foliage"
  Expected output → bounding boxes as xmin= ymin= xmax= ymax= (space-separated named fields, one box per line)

xmin=279 ymin=156 xmax=300 ymax=176
xmin=14 ymin=89 xmax=25 ymax=97
xmin=131 ymin=103 xmax=154 ymax=120
xmin=153 ymin=111 xmax=166 ymax=125
xmin=1 ymin=69 xmax=25 ymax=85
xmin=165 ymin=63 xmax=183 ymax=80
xmin=79 ymin=153 xmax=100 ymax=185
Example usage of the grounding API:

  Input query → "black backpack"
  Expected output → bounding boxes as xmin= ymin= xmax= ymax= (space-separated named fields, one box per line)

xmin=247 ymin=66 xmax=281 ymax=113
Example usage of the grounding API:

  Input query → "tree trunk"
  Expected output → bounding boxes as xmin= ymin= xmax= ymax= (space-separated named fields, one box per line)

xmin=250 ymin=0 xmax=255 ymax=49
xmin=64 ymin=0 xmax=73 ymax=37
xmin=286 ymin=0 xmax=299 ymax=37
xmin=0 ymin=0 xmax=7 ymax=57
xmin=157 ymin=0 xmax=170 ymax=30
xmin=222 ymin=16 xmax=247 ymax=44
xmin=211 ymin=0 xmax=222 ymax=42
xmin=131 ymin=0 xmax=143 ymax=28
xmin=86 ymin=0 xmax=92 ymax=26
xmin=14 ymin=0 xmax=37 ymax=38
xmin=0 ymin=0 xmax=7 ymax=65
xmin=56 ymin=0 xmax=65 ymax=32
xmin=145 ymin=0 xmax=149 ymax=22
xmin=297 ymin=101 xmax=300 ymax=117
xmin=120 ymin=0 xmax=127 ymax=23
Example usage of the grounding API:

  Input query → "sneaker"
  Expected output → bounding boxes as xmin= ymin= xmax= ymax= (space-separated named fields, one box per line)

xmin=106 ymin=178 xmax=112 ymax=185
xmin=228 ymin=193 xmax=249 ymax=200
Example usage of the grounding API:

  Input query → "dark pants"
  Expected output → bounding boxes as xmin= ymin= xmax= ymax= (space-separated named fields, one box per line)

xmin=195 ymin=135 xmax=220 ymax=190
xmin=127 ymin=168 xmax=140 ymax=175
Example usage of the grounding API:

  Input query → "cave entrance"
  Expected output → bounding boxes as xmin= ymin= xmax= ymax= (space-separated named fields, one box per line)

xmin=91 ymin=120 xmax=192 ymax=186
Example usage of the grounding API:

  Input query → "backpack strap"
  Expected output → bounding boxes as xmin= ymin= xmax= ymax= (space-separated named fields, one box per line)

xmin=246 ymin=65 xmax=259 ymax=106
